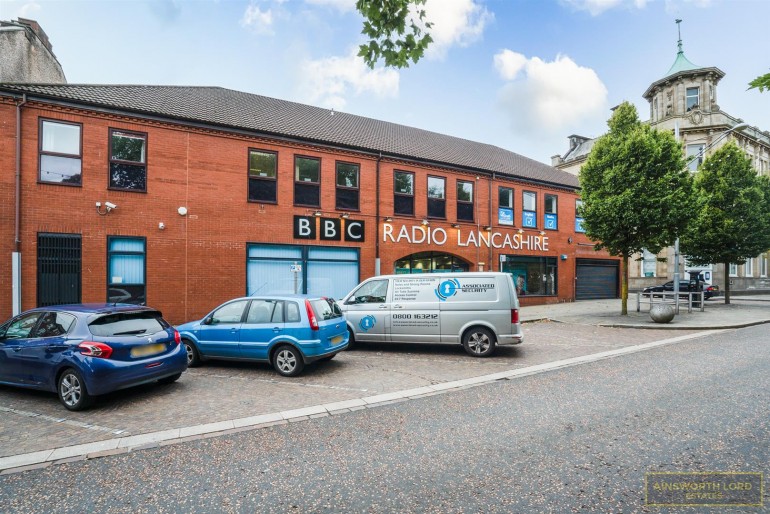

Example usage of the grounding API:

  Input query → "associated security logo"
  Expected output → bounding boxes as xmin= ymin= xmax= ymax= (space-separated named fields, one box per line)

xmin=359 ymin=315 xmax=376 ymax=332
xmin=435 ymin=279 xmax=460 ymax=301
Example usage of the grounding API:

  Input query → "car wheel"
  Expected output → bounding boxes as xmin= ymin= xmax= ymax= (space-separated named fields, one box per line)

xmin=273 ymin=345 xmax=305 ymax=377
xmin=462 ymin=327 xmax=496 ymax=357
xmin=345 ymin=327 xmax=356 ymax=351
xmin=158 ymin=373 xmax=182 ymax=385
xmin=183 ymin=339 xmax=201 ymax=367
xmin=58 ymin=368 xmax=93 ymax=411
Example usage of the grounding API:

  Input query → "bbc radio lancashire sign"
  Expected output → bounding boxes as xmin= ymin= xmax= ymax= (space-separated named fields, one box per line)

xmin=294 ymin=215 xmax=365 ymax=242
xmin=383 ymin=223 xmax=549 ymax=251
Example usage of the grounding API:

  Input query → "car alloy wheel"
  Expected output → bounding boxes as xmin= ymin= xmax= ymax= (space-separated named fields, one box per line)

xmin=273 ymin=345 xmax=305 ymax=377
xmin=58 ymin=368 xmax=92 ymax=411
xmin=184 ymin=340 xmax=201 ymax=367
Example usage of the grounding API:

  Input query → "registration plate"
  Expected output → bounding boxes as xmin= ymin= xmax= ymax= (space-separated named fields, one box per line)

xmin=131 ymin=343 xmax=166 ymax=358
xmin=331 ymin=335 xmax=343 ymax=345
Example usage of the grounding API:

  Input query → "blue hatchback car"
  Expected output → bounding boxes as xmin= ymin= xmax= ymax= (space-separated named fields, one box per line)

xmin=0 ymin=304 xmax=188 ymax=411
xmin=177 ymin=295 xmax=348 ymax=377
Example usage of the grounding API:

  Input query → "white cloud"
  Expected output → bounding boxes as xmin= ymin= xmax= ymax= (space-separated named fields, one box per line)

xmin=303 ymin=0 xmax=356 ymax=13
xmin=494 ymin=51 xmax=608 ymax=135
xmin=298 ymin=51 xmax=400 ymax=110
xmin=18 ymin=1 xmax=42 ymax=17
xmin=240 ymin=2 xmax=276 ymax=34
xmin=420 ymin=0 xmax=494 ymax=59
xmin=561 ymin=0 xmax=649 ymax=16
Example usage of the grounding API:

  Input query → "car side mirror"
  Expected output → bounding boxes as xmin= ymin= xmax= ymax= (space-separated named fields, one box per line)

xmin=203 ymin=316 xmax=213 ymax=325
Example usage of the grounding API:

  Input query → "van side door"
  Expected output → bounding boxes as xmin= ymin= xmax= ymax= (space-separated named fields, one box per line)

xmin=389 ymin=276 xmax=441 ymax=344
xmin=343 ymin=279 xmax=390 ymax=343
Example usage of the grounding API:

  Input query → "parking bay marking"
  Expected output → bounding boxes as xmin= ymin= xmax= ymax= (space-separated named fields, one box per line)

xmin=0 ymin=406 xmax=129 ymax=435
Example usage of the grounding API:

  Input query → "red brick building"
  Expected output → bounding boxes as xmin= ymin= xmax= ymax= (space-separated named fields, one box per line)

xmin=0 ymin=84 xmax=619 ymax=324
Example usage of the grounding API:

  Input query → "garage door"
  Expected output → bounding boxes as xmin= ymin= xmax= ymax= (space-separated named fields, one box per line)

xmin=576 ymin=259 xmax=618 ymax=300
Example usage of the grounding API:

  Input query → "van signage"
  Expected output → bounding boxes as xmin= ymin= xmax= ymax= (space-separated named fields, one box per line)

xmin=294 ymin=216 xmax=365 ymax=242
xmin=383 ymin=223 xmax=548 ymax=251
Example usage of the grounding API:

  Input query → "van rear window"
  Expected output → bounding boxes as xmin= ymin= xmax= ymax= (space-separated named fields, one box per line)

xmin=89 ymin=311 xmax=168 ymax=337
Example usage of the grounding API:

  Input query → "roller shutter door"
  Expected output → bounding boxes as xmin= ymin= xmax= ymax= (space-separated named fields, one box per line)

xmin=576 ymin=259 xmax=618 ymax=300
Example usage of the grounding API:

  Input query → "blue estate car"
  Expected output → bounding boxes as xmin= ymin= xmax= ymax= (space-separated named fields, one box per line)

xmin=177 ymin=295 xmax=349 ymax=377
xmin=0 ymin=304 xmax=188 ymax=411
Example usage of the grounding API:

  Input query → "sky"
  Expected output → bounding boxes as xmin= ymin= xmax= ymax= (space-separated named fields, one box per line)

xmin=2 ymin=0 xmax=769 ymax=165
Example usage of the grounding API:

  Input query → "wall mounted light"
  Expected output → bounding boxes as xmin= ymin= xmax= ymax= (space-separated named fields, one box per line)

xmin=384 ymin=217 xmax=393 ymax=222
xmin=340 ymin=212 xmax=350 ymax=219
xmin=539 ymin=230 xmax=546 ymax=236
xmin=517 ymin=228 xmax=524 ymax=234
xmin=451 ymin=223 xmax=461 ymax=228
xmin=178 ymin=207 xmax=188 ymax=216
xmin=313 ymin=210 xmax=323 ymax=217
xmin=96 ymin=201 xmax=117 ymax=216
xmin=421 ymin=219 xmax=430 ymax=226
xmin=568 ymin=237 xmax=573 ymax=244
xmin=483 ymin=225 xmax=492 ymax=232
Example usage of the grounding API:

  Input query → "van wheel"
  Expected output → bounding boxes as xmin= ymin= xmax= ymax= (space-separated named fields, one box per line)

xmin=345 ymin=327 xmax=356 ymax=351
xmin=462 ymin=327 xmax=496 ymax=357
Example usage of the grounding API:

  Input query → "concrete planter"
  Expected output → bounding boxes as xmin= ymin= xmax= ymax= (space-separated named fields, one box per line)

xmin=650 ymin=303 xmax=675 ymax=323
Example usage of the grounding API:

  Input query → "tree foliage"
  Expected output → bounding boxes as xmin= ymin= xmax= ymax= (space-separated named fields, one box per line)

xmin=748 ymin=71 xmax=770 ymax=92
xmin=679 ymin=142 xmax=770 ymax=303
xmin=356 ymin=0 xmax=433 ymax=69
xmin=579 ymin=102 xmax=695 ymax=314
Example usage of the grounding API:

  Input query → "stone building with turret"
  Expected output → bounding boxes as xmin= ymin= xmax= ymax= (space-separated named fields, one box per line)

xmin=0 ymin=18 xmax=66 ymax=84
xmin=553 ymin=27 xmax=770 ymax=295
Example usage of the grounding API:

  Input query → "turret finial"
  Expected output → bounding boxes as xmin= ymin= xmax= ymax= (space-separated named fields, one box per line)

xmin=675 ymin=19 xmax=683 ymax=53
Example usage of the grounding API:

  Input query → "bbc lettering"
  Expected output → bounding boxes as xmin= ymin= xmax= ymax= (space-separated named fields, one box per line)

xmin=293 ymin=216 xmax=365 ymax=242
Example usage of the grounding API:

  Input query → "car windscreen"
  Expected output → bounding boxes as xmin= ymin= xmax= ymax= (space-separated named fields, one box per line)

xmin=310 ymin=298 xmax=343 ymax=321
xmin=88 ymin=311 xmax=169 ymax=337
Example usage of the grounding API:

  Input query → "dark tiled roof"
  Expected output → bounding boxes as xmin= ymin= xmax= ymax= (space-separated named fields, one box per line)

xmin=0 ymin=84 xmax=579 ymax=188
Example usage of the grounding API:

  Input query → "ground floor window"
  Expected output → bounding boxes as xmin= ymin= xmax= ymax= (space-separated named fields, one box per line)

xmin=247 ymin=244 xmax=359 ymax=300
xmin=394 ymin=252 xmax=470 ymax=274
xmin=501 ymin=256 xmax=557 ymax=296
xmin=108 ymin=236 xmax=146 ymax=305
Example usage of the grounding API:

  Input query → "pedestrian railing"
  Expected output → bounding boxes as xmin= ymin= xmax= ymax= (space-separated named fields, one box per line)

xmin=636 ymin=291 xmax=705 ymax=314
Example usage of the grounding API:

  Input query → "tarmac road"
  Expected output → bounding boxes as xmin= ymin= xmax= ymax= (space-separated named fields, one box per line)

xmin=1 ymin=324 xmax=767 ymax=513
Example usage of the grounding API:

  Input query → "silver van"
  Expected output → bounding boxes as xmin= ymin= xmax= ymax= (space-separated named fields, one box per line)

xmin=339 ymin=272 xmax=523 ymax=357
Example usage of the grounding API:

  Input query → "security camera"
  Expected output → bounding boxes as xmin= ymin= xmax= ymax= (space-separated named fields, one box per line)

xmin=105 ymin=202 xmax=117 ymax=211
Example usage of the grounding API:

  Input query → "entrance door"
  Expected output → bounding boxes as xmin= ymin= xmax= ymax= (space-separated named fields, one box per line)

xmin=37 ymin=233 xmax=81 ymax=307
xmin=576 ymin=259 xmax=619 ymax=300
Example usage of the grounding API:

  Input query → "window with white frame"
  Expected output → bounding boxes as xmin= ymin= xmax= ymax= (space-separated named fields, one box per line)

xmin=642 ymin=249 xmax=656 ymax=277
xmin=761 ymin=256 xmax=768 ymax=277
xmin=729 ymin=263 xmax=738 ymax=276
xmin=686 ymin=144 xmax=705 ymax=171
xmin=686 ymin=87 xmax=699 ymax=111
xmin=744 ymin=259 xmax=753 ymax=277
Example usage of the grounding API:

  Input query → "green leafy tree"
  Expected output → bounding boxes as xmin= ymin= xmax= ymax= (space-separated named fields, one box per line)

xmin=356 ymin=0 xmax=433 ymax=69
xmin=579 ymin=102 xmax=694 ymax=315
xmin=748 ymin=71 xmax=770 ymax=92
xmin=679 ymin=142 xmax=770 ymax=304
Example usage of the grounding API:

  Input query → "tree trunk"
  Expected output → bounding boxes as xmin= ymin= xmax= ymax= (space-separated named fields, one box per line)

xmin=723 ymin=261 xmax=731 ymax=304
xmin=621 ymin=254 xmax=629 ymax=315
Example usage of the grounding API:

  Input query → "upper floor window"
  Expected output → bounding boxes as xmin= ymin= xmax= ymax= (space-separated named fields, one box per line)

xmin=498 ymin=187 xmax=513 ymax=226
xmin=686 ymin=144 xmax=705 ymax=171
xmin=428 ymin=176 xmax=446 ymax=219
xmin=110 ymin=129 xmax=147 ymax=191
xmin=394 ymin=171 xmax=414 ymax=216
xmin=39 ymin=119 xmax=82 ymax=186
xmin=108 ymin=236 xmax=146 ymax=305
xmin=544 ymin=194 xmax=558 ymax=230
xmin=294 ymin=156 xmax=320 ymax=207
xmin=456 ymin=180 xmax=474 ymax=222
xmin=248 ymin=149 xmax=277 ymax=203
xmin=686 ymin=87 xmax=699 ymax=111
xmin=575 ymin=199 xmax=586 ymax=233
xmin=336 ymin=162 xmax=360 ymax=211
xmin=522 ymin=191 xmax=537 ymax=228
